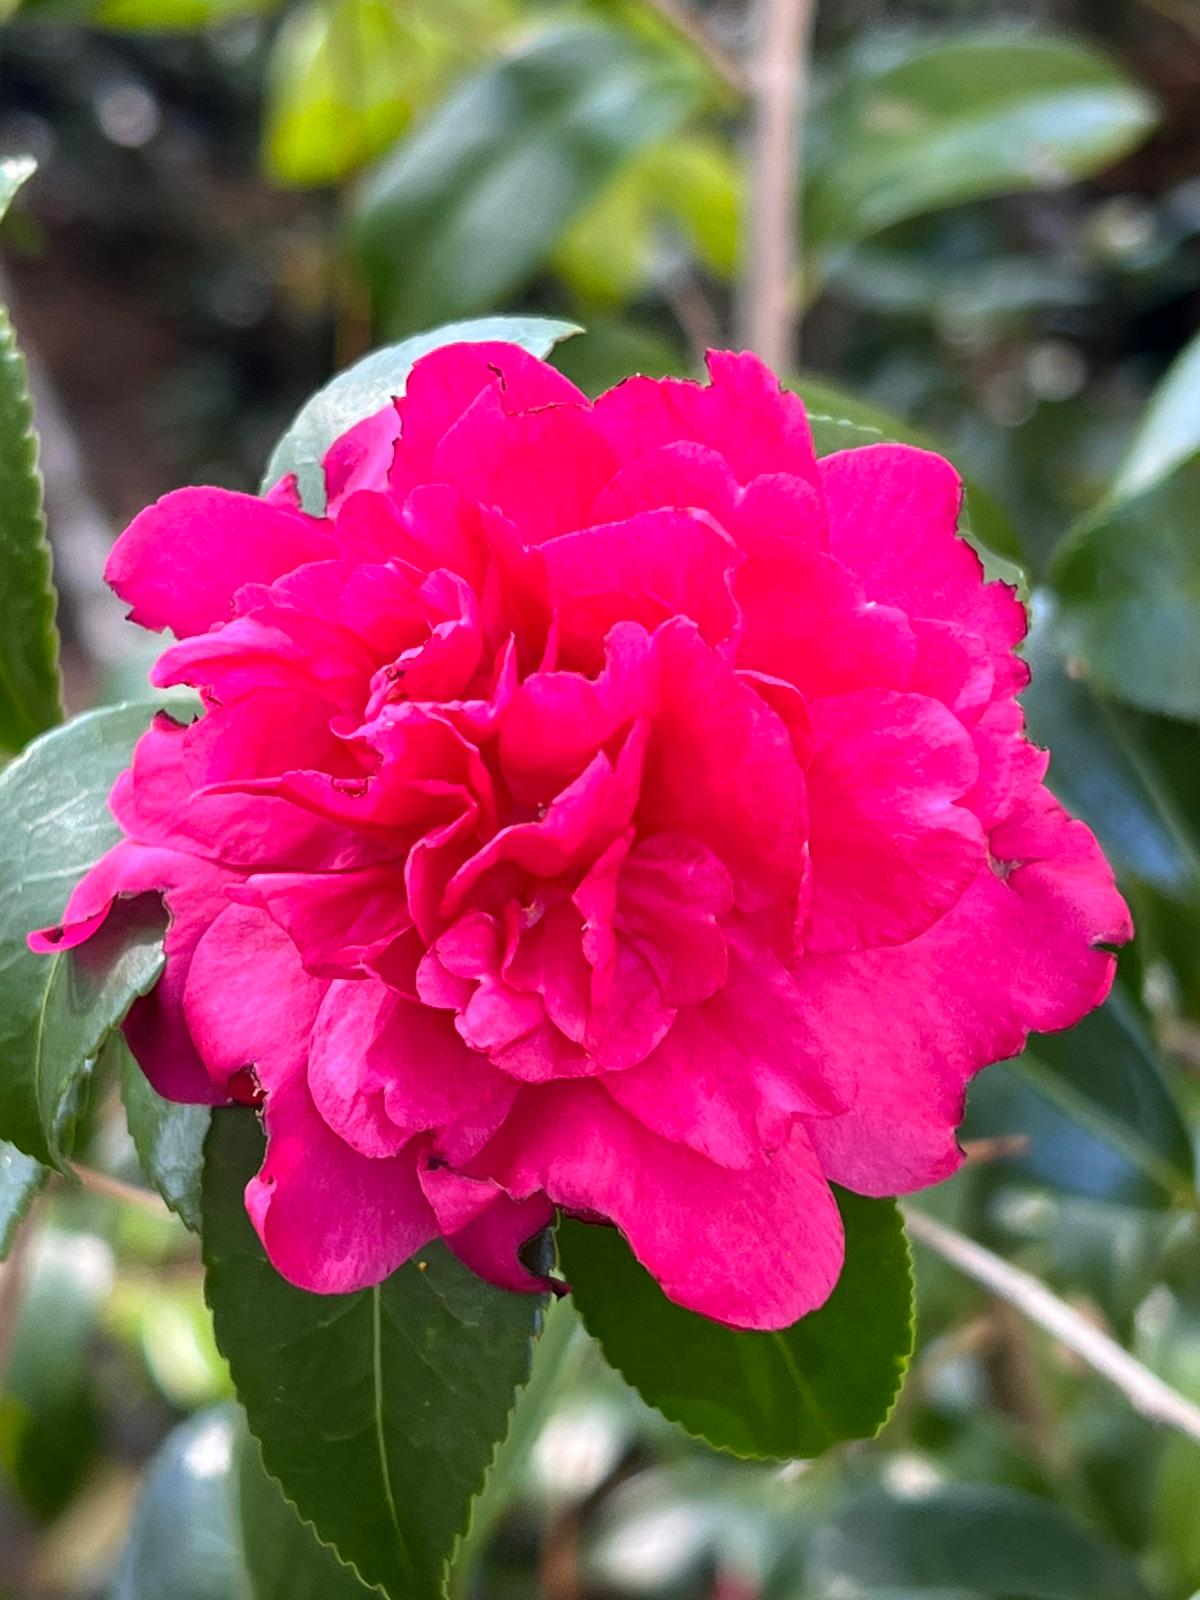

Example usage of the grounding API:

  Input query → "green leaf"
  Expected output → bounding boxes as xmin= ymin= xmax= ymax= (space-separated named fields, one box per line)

xmin=262 ymin=313 xmax=581 ymax=514
xmin=0 ymin=155 xmax=35 ymax=216
xmin=551 ymin=315 xmax=683 ymax=396
xmin=115 ymin=1405 xmax=380 ymax=1600
xmin=806 ymin=1483 xmax=1154 ymax=1600
xmin=113 ymin=1408 xmax=253 ymax=1600
xmin=39 ymin=0 xmax=281 ymax=26
xmin=0 ymin=704 xmax=165 ymax=1169
xmin=1050 ymin=451 xmax=1200 ymax=722
xmin=794 ymin=374 xmax=1026 ymax=588
xmin=964 ymin=984 xmax=1195 ymax=1210
xmin=0 ymin=1138 xmax=46 ymax=1259
xmin=202 ymin=1108 xmax=548 ymax=1600
xmin=552 ymin=132 xmax=741 ymax=304
xmin=805 ymin=31 xmax=1158 ymax=269
xmin=1023 ymin=607 xmax=1200 ymax=1022
xmin=238 ymin=1429 xmax=379 ymax=1600
xmin=1113 ymin=328 xmax=1200 ymax=503
xmin=559 ymin=1188 xmax=913 ymax=1460
xmin=1156 ymin=1430 xmax=1200 ymax=1598
xmin=0 ymin=158 xmax=61 ymax=757
xmin=114 ymin=1032 xmax=209 ymax=1232
xmin=453 ymin=1295 xmax=581 ymax=1591
xmin=351 ymin=25 xmax=707 ymax=335
xmin=1022 ymin=601 xmax=1200 ymax=899
xmin=263 ymin=0 xmax=500 ymax=188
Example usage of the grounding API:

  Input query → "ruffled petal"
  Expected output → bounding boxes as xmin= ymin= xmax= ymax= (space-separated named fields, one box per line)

xmin=184 ymin=906 xmax=437 ymax=1293
xmin=804 ymin=689 xmax=986 ymax=953
xmin=419 ymin=1164 xmax=554 ymax=1293
xmin=733 ymin=475 xmax=916 ymax=696
xmin=307 ymin=976 xmax=513 ymax=1157
xmin=432 ymin=389 xmax=615 ymax=545
xmin=107 ymin=488 xmax=334 ymax=638
xmin=390 ymin=341 xmax=587 ymax=496
xmin=31 ymin=840 xmax=236 ymax=1103
xmin=797 ymin=787 xmax=1132 ymax=1194
xmin=820 ymin=444 xmax=1027 ymax=686
xmin=476 ymin=1081 xmax=844 ymax=1330
xmin=641 ymin=620 xmax=806 ymax=919
xmin=592 ymin=351 xmax=820 ymax=490
xmin=232 ymin=864 xmax=409 ymax=976
xmin=540 ymin=507 xmax=743 ymax=665
xmin=183 ymin=903 xmax=327 ymax=1094
xmin=245 ymin=1070 xmax=435 ymax=1295
xmin=606 ymin=930 xmax=854 ymax=1169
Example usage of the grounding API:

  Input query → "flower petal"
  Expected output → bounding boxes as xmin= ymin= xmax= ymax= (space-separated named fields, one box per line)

xmin=477 ymin=1081 xmax=844 ymax=1330
xmin=797 ymin=787 xmax=1131 ymax=1194
xmin=107 ymin=488 xmax=334 ymax=639
xmin=804 ymin=689 xmax=986 ymax=953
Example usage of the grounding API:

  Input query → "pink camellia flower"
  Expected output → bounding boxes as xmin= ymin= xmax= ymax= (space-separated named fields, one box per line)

xmin=32 ymin=344 xmax=1130 ymax=1330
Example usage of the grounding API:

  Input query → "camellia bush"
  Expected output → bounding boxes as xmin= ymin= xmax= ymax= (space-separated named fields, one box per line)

xmin=2 ymin=286 xmax=1136 ymax=1589
xmin=1 ymin=5 xmax=1200 ymax=1600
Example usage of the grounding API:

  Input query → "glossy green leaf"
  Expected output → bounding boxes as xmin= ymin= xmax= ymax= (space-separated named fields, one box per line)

xmin=0 ymin=156 xmax=61 ymax=756
xmin=263 ymin=0 xmax=500 ymax=188
xmin=1113 ymin=329 xmax=1200 ymax=502
xmin=552 ymin=132 xmax=740 ymax=303
xmin=1023 ymin=605 xmax=1200 ymax=1023
xmin=1156 ymin=1430 xmax=1200 ymax=1598
xmin=203 ymin=1109 xmax=549 ymax=1600
xmin=453 ymin=1295 xmax=582 ymax=1590
xmin=560 ymin=1189 xmax=913 ymax=1460
xmin=806 ymin=1483 xmax=1154 ymax=1599
xmin=114 ymin=1033 xmax=208 ymax=1232
xmin=1022 ymin=602 xmax=1200 ymax=899
xmin=0 ymin=704 xmax=164 ymax=1169
xmin=0 ymin=1138 xmax=45 ymax=1259
xmin=805 ymin=32 xmax=1158 ymax=268
xmin=551 ymin=316 xmax=683 ymax=395
xmin=26 ymin=0 xmax=281 ymax=26
xmin=1051 ymin=451 xmax=1200 ymax=722
xmin=262 ymin=314 xmax=580 ymax=514
xmin=113 ymin=1408 xmax=252 ymax=1600
xmin=351 ymin=25 xmax=707 ymax=335
xmin=795 ymin=375 xmax=1026 ymax=587
xmin=114 ymin=1405 xmax=379 ymax=1599
xmin=238 ymin=1430 xmax=379 ymax=1600
xmin=0 ymin=156 xmax=34 ymax=219
xmin=964 ymin=984 xmax=1195 ymax=1210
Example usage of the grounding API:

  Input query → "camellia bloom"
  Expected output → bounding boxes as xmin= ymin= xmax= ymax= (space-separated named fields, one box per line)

xmin=32 ymin=344 xmax=1130 ymax=1330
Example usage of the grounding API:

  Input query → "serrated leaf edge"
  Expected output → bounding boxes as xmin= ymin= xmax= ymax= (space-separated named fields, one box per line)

xmin=569 ymin=1200 xmax=916 ymax=1464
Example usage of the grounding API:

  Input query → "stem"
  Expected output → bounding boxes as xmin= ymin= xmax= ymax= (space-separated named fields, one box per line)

xmin=639 ymin=0 xmax=747 ymax=95
xmin=904 ymin=1207 xmax=1200 ymax=1446
xmin=739 ymin=0 xmax=818 ymax=368
xmin=70 ymin=1163 xmax=169 ymax=1216
xmin=1136 ymin=0 xmax=1200 ymax=40
xmin=960 ymin=1134 xmax=1031 ymax=1165
xmin=665 ymin=264 xmax=723 ymax=367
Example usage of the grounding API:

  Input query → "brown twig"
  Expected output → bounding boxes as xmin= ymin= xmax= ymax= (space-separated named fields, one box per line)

xmin=960 ymin=1134 xmax=1031 ymax=1165
xmin=904 ymin=1206 xmax=1200 ymax=1445
xmin=1136 ymin=0 xmax=1200 ymax=41
xmin=739 ymin=0 xmax=819 ymax=368
xmin=70 ymin=1162 xmax=169 ymax=1216
xmin=664 ymin=263 xmax=723 ymax=366
xmin=640 ymin=0 xmax=748 ymax=95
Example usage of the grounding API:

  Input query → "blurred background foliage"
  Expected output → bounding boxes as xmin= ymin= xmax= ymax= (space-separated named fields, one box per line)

xmin=0 ymin=0 xmax=1199 ymax=1596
